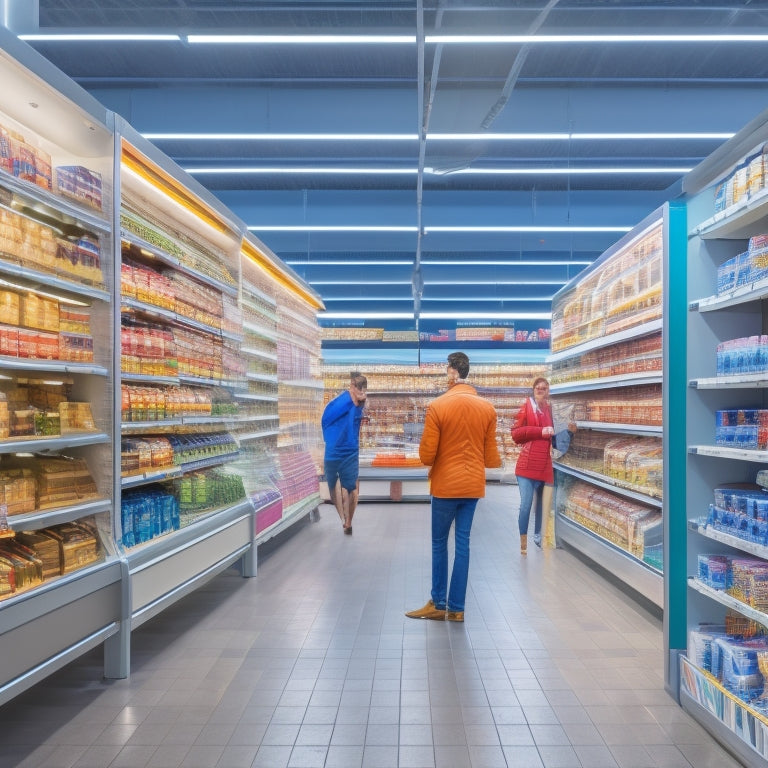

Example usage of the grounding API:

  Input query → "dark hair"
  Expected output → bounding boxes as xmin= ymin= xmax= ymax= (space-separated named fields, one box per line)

xmin=532 ymin=377 xmax=550 ymax=391
xmin=351 ymin=373 xmax=367 ymax=390
xmin=447 ymin=351 xmax=470 ymax=379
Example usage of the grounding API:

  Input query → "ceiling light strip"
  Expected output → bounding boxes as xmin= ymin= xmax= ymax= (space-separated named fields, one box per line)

xmin=146 ymin=131 xmax=731 ymax=142
xmin=425 ymin=226 xmax=632 ymax=233
xmin=425 ymin=34 xmax=768 ymax=44
xmin=187 ymin=166 xmax=690 ymax=175
xmin=186 ymin=167 xmax=417 ymax=175
xmin=256 ymin=225 xmax=629 ymax=233
xmin=145 ymin=133 xmax=420 ymax=141
xmin=187 ymin=34 xmax=416 ymax=44
xmin=23 ymin=33 xmax=768 ymax=45
xmin=250 ymin=226 xmax=418 ymax=233
xmin=21 ymin=33 xmax=181 ymax=41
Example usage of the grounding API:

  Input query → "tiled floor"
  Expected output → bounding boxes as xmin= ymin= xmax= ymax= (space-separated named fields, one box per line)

xmin=0 ymin=484 xmax=746 ymax=768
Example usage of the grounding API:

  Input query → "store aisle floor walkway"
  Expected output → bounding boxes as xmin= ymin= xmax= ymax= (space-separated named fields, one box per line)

xmin=0 ymin=485 xmax=744 ymax=768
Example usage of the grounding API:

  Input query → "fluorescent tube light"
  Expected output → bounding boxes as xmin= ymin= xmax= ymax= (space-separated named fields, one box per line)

xmin=425 ymin=34 xmax=768 ymax=44
xmin=425 ymin=167 xmax=692 ymax=175
xmin=186 ymin=167 xmax=417 ymax=175
xmin=255 ymin=225 xmax=626 ymax=234
xmin=421 ymin=260 xmax=594 ymax=266
xmin=424 ymin=226 xmax=632 ymax=233
xmin=145 ymin=131 xmax=730 ymax=142
xmin=20 ymin=34 xmax=180 ymax=41
xmin=145 ymin=133 xmax=419 ymax=141
xmin=428 ymin=132 xmax=733 ymax=141
xmin=419 ymin=312 xmax=551 ymax=320
xmin=188 ymin=165 xmax=687 ymax=176
xmin=285 ymin=260 xmax=414 ymax=266
xmin=188 ymin=34 xmax=415 ymax=44
xmin=249 ymin=225 xmax=418 ymax=232
xmin=319 ymin=312 xmax=415 ymax=319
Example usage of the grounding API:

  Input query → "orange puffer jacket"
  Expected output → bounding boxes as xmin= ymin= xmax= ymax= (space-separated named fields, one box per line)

xmin=419 ymin=382 xmax=502 ymax=498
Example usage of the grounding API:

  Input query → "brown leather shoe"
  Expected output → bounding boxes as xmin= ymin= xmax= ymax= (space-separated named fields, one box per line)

xmin=445 ymin=611 xmax=464 ymax=622
xmin=405 ymin=600 xmax=445 ymax=620
xmin=520 ymin=533 xmax=527 ymax=555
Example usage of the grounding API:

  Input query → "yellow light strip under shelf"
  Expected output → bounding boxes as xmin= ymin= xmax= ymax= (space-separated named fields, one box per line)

xmin=120 ymin=140 xmax=235 ymax=237
xmin=241 ymin=239 xmax=324 ymax=311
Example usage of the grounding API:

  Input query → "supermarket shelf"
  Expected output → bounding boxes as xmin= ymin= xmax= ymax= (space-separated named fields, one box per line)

xmin=679 ymin=665 xmax=768 ymax=767
xmin=121 ymin=419 xmax=182 ymax=431
xmin=121 ymin=415 xmax=232 ymax=432
xmin=121 ymin=230 xmax=239 ymax=297
xmin=0 ymin=170 xmax=112 ymax=234
xmin=241 ymin=285 xmax=277 ymax=309
xmin=577 ymin=421 xmax=663 ymax=436
xmin=241 ymin=347 xmax=278 ymax=362
xmin=0 ymin=252 xmax=110 ymax=303
xmin=689 ymin=577 xmax=768 ymax=630
xmin=689 ymin=519 xmax=768 ymax=560
xmin=246 ymin=372 xmax=278 ymax=383
xmin=690 ymin=373 xmax=768 ymax=389
xmin=554 ymin=463 xmax=662 ymax=508
xmin=547 ymin=318 xmax=663 ymax=364
xmin=7 ymin=497 xmax=112 ymax=531
xmin=0 ymin=557 xmax=123 ymax=707
xmin=0 ymin=430 xmax=109 ymax=454
xmin=689 ymin=445 xmax=768 ymax=462
xmin=233 ymin=392 xmax=278 ymax=402
xmin=0 ymin=355 xmax=107 ymax=376
xmin=550 ymin=372 xmax=662 ymax=394
xmin=122 ymin=297 xmax=228 ymax=338
xmin=280 ymin=379 xmax=325 ymax=389
xmin=121 ymin=450 xmax=241 ymax=488
xmin=556 ymin=514 xmax=663 ymax=608
xmin=691 ymin=185 xmax=768 ymax=240
xmin=242 ymin=320 xmax=278 ymax=340
xmin=254 ymin=493 xmax=321 ymax=546
xmin=236 ymin=429 xmax=279 ymax=443
xmin=120 ymin=372 xmax=179 ymax=385
xmin=692 ymin=275 xmax=768 ymax=313
xmin=125 ymin=499 xmax=252 ymax=629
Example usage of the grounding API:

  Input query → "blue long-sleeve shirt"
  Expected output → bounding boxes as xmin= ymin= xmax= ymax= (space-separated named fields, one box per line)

xmin=322 ymin=390 xmax=365 ymax=461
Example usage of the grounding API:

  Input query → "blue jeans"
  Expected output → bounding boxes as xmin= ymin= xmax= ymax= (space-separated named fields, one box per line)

xmin=431 ymin=496 xmax=478 ymax=613
xmin=517 ymin=476 xmax=550 ymax=536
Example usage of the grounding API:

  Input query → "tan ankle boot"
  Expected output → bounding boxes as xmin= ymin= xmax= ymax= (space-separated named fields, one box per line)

xmin=520 ymin=534 xmax=527 ymax=554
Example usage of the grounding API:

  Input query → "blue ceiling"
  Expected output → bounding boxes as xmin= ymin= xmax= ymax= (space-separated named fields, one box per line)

xmin=9 ymin=1 xmax=768 ymax=334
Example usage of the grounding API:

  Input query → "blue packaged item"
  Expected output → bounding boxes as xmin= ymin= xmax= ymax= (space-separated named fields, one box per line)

xmin=716 ymin=637 xmax=767 ymax=701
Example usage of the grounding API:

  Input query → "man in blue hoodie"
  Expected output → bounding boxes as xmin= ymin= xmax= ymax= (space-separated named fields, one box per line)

xmin=322 ymin=372 xmax=368 ymax=534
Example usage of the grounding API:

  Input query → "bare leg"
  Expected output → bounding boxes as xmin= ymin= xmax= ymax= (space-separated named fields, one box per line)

xmin=346 ymin=486 xmax=359 ymax=528
xmin=329 ymin=479 xmax=345 ymax=525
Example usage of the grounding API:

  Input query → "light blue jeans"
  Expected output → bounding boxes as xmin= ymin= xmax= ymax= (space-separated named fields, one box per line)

xmin=431 ymin=496 xmax=478 ymax=612
xmin=517 ymin=476 xmax=551 ymax=536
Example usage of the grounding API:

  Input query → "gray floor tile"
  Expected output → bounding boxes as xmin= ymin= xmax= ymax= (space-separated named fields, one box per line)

xmin=0 ymin=490 xmax=747 ymax=768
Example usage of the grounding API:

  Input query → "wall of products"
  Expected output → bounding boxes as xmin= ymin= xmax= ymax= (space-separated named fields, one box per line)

xmin=549 ymin=209 xmax=667 ymax=609
xmin=321 ymin=362 xmax=547 ymax=500
xmin=0 ymin=29 xmax=323 ymax=705
xmin=675 ymin=108 xmax=768 ymax=765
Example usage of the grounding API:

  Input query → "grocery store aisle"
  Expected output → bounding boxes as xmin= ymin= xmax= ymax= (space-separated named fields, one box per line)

xmin=0 ymin=484 xmax=743 ymax=768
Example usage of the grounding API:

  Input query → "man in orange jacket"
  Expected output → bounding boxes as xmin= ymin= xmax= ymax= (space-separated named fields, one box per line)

xmin=405 ymin=351 xmax=501 ymax=622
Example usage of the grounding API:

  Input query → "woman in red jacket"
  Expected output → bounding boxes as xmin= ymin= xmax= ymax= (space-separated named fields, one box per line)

xmin=512 ymin=377 xmax=556 ymax=555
